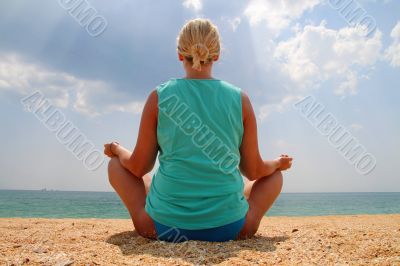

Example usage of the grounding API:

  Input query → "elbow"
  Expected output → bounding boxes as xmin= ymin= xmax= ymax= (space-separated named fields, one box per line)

xmin=119 ymin=158 xmax=141 ymax=177
xmin=240 ymin=168 xmax=258 ymax=181
xmin=240 ymin=159 xmax=262 ymax=181
xmin=125 ymin=161 xmax=152 ymax=178
xmin=246 ymin=172 xmax=258 ymax=181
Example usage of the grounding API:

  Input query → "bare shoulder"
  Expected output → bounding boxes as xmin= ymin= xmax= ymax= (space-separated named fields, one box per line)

xmin=147 ymin=90 xmax=158 ymax=105
xmin=141 ymin=89 xmax=158 ymax=122
xmin=241 ymin=91 xmax=253 ymax=123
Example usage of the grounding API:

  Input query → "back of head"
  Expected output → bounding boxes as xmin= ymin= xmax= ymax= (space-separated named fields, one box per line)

xmin=177 ymin=18 xmax=221 ymax=71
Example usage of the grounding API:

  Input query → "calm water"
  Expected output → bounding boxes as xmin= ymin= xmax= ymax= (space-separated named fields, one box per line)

xmin=0 ymin=190 xmax=399 ymax=218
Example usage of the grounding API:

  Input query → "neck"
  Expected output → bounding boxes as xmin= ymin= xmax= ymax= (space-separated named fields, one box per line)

xmin=184 ymin=73 xmax=213 ymax=79
xmin=183 ymin=61 xmax=214 ymax=79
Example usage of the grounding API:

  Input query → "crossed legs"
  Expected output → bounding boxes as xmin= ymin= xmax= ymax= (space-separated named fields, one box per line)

xmin=108 ymin=157 xmax=156 ymax=239
xmin=237 ymin=171 xmax=283 ymax=239
xmin=108 ymin=157 xmax=282 ymax=240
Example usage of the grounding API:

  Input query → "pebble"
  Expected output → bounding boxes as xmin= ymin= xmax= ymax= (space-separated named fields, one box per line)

xmin=33 ymin=247 xmax=48 ymax=253
xmin=292 ymin=229 xmax=299 ymax=233
xmin=56 ymin=258 xmax=74 ymax=266
xmin=329 ymin=231 xmax=338 ymax=238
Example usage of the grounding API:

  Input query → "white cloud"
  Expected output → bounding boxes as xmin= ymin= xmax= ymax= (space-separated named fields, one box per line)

xmin=0 ymin=54 xmax=72 ymax=108
xmin=274 ymin=22 xmax=382 ymax=96
xmin=258 ymin=95 xmax=302 ymax=120
xmin=335 ymin=71 xmax=358 ymax=96
xmin=228 ymin=17 xmax=241 ymax=32
xmin=244 ymin=0 xmax=320 ymax=33
xmin=350 ymin=123 xmax=363 ymax=131
xmin=220 ymin=16 xmax=241 ymax=32
xmin=105 ymin=102 xmax=145 ymax=114
xmin=182 ymin=0 xmax=202 ymax=11
xmin=384 ymin=21 xmax=400 ymax=67
xmin=0 ymin=53 xmax=144 ymax=117
xmin=361 ymin=0 xmax=392 ymax=3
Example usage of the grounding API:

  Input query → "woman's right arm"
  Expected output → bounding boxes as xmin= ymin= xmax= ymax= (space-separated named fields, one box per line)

xmin=239 ymin=92 xmax=292 ymax=181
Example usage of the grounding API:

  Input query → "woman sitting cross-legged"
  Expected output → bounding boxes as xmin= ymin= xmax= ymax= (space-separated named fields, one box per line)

xmin=104 ymin=18 xmax=293 ymax=242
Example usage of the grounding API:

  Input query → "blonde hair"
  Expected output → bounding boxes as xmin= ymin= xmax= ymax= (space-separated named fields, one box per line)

xmin=177 ymin=18 xmax=221 ymax=71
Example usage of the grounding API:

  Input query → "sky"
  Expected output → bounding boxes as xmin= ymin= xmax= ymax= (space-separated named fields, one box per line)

xmin=0 ymin=0 xmax=399 ymax=192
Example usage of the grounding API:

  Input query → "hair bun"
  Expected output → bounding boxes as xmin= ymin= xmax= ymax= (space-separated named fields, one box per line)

xmin=190 ymin=43 xmax=209 ymax=71
xmin=190 ymin=43 xmax=209 ymax=60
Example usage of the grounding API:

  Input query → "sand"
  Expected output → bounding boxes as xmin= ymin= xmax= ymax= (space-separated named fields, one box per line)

xmin=1 ymin=215 xmax=399 ymax=265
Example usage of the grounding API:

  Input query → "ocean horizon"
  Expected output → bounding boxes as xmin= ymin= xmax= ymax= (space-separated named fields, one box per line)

xmin=0 ymin=190 xmax=399 ymax=219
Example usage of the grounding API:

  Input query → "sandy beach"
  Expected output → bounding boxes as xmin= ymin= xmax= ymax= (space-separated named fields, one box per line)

xmin=1 ymin=215 xmax=399 ymax=265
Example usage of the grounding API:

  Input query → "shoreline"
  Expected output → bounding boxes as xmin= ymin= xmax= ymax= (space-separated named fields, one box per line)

xmin=1 ymin=214 xmax=399 ymax=265
xmin=1 ymin=212 xmax=400 ymax=220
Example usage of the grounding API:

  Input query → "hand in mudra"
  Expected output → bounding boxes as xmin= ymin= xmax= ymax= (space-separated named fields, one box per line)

xmin=103 ymin=142 xmax=119 ymax=158
xmin=276 ymin=154 xmax=293 ymax=171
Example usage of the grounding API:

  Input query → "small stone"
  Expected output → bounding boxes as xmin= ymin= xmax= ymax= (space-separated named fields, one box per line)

xmin=13 ymin=244 xmax=21 ymax=248
xmin=292 ymin=229 xmax=299 ymax=233
xmin=286 ymin=247 xmax=292 ymax=250
xmin=329 ymin=231 xmax=338 ymax=238
xmin=33 ymin=247 xmax=48 ymax=253
xmin=23 ymin=258 xmax=29 ymax=263
xmin=56 ymin=259 xmax=74 ymax=266
xmin=72 ymin=222 xmax=74 ymax=226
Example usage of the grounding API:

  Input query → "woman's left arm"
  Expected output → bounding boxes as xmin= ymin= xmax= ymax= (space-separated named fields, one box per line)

xmin=105 ymin=90 xmax=159 ymax=178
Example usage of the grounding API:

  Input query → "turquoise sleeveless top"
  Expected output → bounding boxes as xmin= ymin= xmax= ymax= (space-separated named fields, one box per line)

xmin=145 ymin=78 xmax=249 ymax=230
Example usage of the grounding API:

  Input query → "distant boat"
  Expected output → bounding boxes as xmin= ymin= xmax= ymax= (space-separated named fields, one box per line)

xmin=40 ymin=188 xmax=47 ymax=192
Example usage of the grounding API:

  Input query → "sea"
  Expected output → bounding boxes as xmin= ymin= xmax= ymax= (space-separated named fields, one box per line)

xmin=0 ymin=190 xmax=399 ymax=218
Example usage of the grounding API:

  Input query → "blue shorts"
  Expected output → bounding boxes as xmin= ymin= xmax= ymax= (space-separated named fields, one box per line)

xmin=153 ymin=217 xmax=246 ymax=242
